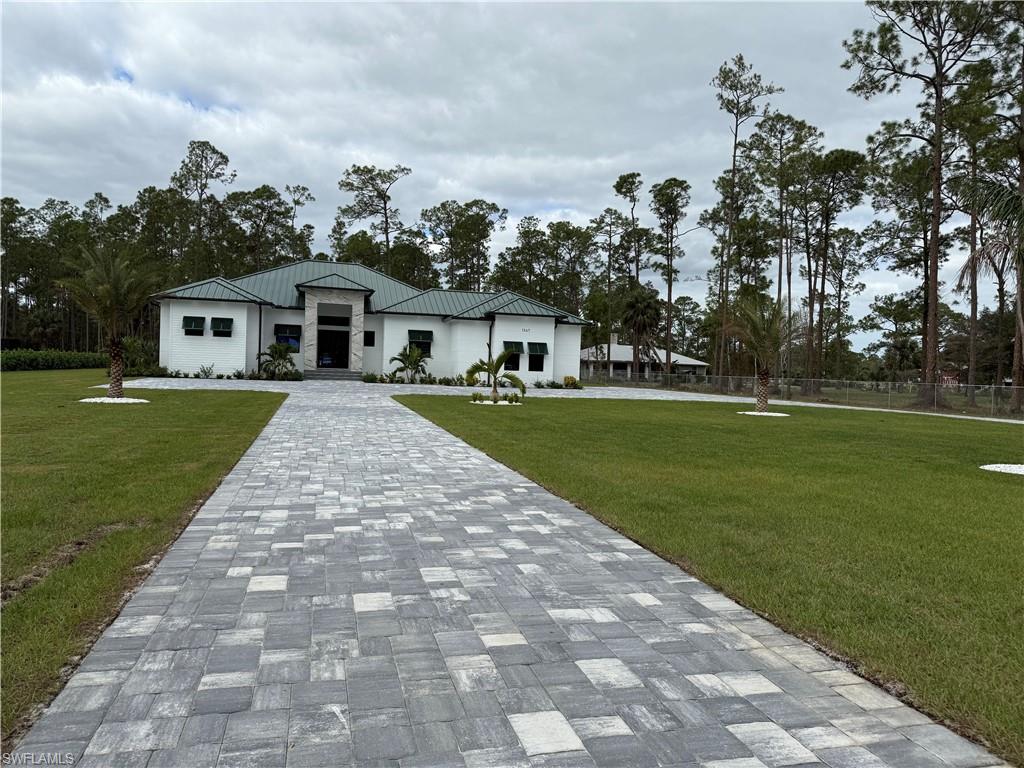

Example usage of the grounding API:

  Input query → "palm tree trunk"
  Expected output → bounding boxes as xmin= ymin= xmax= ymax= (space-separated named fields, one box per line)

xmin=108 ymin=335 xmax=125 ymax=398
xmin=756 ymin=368 xmax=770 ymax=413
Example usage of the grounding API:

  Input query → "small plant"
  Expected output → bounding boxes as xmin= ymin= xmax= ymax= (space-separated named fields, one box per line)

xmin=534 ymin=381 xmax=546 ymax=389
xmin=258 ymin=342 xmax=298 ymax=380
xmin=232 ymin=369 xmax=245 ymax=379
xmin=246 ymin=369 xmax=262 ymax=380
xmin=216 ymin=373 xmax=225 ymax=379
xmin=454 ymin=373 xmax=466 ymax=386
xmin=197 ymin=363 xmax=215 ymax=379
xmin=423 ymin=373 xmax=437 ymax=385
xmin=466 ymin=373 xmax=480 ymax=387
xmin=384 ymin=370 xmax=399 ymax=384
xmin=563 ymin=375 xmax=582 ymax=389
xmin=390 ymin=344 xmax=429 ymax=383
xmin=362 ymin=372 xmax=379 ymax=383
xmin=546 ymin=379 xmax=564 ymax=389
xmin=471 ymin=392 xmax=483 ymax=402
xmin=502 ymin=392 xmax=522 ymax=404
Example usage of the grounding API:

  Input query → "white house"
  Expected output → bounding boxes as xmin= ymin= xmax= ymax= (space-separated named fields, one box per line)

xmin=154 ymin=260 xmax=587 ymax=381
xmin=580 ymin=334 xmax=709 ymax=379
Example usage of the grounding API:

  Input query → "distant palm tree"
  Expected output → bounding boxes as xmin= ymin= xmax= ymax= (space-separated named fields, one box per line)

xmin=62 ymin=246 xmax=162 ymax=398
xmin=967 ymin=178 xmax=1023 ymax=409
xmin=732 ymin=296 xmax=788 ymax=413
xmin=621 ymin=287 xmax=661 ymax=380
xmin=466 ymin=348 xmax=525 ymax=403
xmin=258 ymin=342 xmax=298 ymax=379
xmin=390 ymin=344 xmax=429 ymax=383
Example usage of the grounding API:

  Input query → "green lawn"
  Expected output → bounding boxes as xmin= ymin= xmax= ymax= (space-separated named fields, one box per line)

xmin=397 ymin=395 xmax=1024 ymax=764
xmin=1 ymin=370 xmax=284 ymax=740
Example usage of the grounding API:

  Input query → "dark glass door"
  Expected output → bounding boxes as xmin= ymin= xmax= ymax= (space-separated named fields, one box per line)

xmin=317 ymin=329 xmax=349 ymax=368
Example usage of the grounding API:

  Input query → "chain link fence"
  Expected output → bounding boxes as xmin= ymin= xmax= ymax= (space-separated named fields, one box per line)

xmin=580 ymin=372 xmax=1024 ymax=420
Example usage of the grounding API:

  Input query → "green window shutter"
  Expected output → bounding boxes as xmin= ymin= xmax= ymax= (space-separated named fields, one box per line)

xmin=274 ymin=324 xmax=301 ymax=337
xmin=211 ymin=317 xmax=233 ymax=332
xmin=409 ymin=330 xmax=433 ymax=342
xmin=503 ymin=341 xmax=524 ymax=354
xmin=182 ymin=316 xmax=205 ymax=331
xmin=527 ymin=342 xmax=548 ymax=355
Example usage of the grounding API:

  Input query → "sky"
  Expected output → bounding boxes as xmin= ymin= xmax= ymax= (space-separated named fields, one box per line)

xmin=1 ymin=1 xmax=987 ymax=351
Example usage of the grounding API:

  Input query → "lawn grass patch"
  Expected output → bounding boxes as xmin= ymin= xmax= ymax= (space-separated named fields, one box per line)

xmin=1 ymin=370 xmax=285 ymax=740
xmin=397 ymin=395 xmax=1024 ymax=763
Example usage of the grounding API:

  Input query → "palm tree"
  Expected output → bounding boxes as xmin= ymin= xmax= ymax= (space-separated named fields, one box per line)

xmin=258 ymin=342 xmax=298 ymax=379
xmin=466 ymin=348 xmax=526 ymax=403
xmin=732 ymin=295 xmax=788 ymax=413
xmin=621 ymin=286 xmax=662 ymax=381
xmin=967 ymin=178 xmax=1023 ymax=410
xmin=62 ymin=246 xmax=162 ymax=398
xmin=390 ymin=344 xmax=428 ymax=383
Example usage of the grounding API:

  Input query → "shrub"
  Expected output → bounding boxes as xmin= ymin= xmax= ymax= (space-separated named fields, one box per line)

xmin=0 ymin=348 xmax=110 ymax=371
xmin=197 ymin=364 xmax=215 ymax=379
xmin=533 ymin=381 xmax=546 ymax=389
xmin=563 ymin=375 xmax=582 ymax=389
xmin=232 ymin=369 xmax=245 ymax=380
xmin=471 ymin=392 xmax=483 ymax=402
xmin=546 ymin=379 xmax=564 ymax=389
xmin=361 ymin=372 xmax=379 ymax=383
xmin=466 ymin=373 xmax=480 ymax=386
xmin=454 ymin=373 xmax=466 ymax=386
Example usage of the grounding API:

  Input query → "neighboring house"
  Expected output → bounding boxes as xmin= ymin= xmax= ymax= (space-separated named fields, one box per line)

xmin=154 ymin=260 xmax=587 ymax=380
xmin=580 ymin=333 xmax=709 ymax=379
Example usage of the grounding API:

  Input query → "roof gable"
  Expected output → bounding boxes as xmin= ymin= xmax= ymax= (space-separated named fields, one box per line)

xmin=296 ymin=273 xmax=373 ymax=293
xmin=153 ymin=277 xmax=267 ymax=304
xmin=227 ymin=260 xmax=419 ymax=310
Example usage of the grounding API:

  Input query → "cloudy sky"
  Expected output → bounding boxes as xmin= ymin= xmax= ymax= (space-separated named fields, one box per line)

xmin=2 ymin=2 xmax=979 ymax=350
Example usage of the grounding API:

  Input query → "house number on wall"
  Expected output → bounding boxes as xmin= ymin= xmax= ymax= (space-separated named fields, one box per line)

xmin=521 ymin=328 xmax=531 ymax=332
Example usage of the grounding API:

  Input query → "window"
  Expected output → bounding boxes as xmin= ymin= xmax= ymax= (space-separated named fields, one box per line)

xmin=364 ymin=330 xmax=376 ymax=347
xmin=528 ymin=341 xmax=547 ymax=372
xmin=274 ymin=324 xmax=301 ymax=352
xmin=409 ymin=330 xmax=433 ymax=357
xmin=182 ymin=316 xmax=205 ymax=336
xmin=211 ymin=317 xmax=233 ymax=338
xmin=502 ymin=340 xmax=524 ymax=371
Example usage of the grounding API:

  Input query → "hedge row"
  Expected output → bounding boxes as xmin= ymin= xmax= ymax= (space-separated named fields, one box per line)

xmin=1 ymin=348 xmax=110 ymax=371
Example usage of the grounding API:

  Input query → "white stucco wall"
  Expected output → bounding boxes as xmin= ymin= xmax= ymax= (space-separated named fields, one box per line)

xmin=491 ymin=315 xmax=557 ymax=384
xmin=447 ymin=320 xmax=491 ymax=378
xmin=553 ymin=324 xmax=583 ymax=380
xmin=379 ymin=315 xmax=449 ymax=377
xmin=362 ymin=314 xmax=384 ymax=373
xmin=261 ymin=308 xmax=305 ymax=371
xmin=159 ymin=299 xmax=250 ymax=375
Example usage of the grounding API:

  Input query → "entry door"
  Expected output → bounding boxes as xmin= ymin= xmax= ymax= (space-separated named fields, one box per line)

xmin=317 ymin=329 xmax=350 ymax=368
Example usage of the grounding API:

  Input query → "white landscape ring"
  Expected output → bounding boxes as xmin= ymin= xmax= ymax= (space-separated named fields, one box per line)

xmin=737 ymin=411 xmax=790 ymax=417
xmin=79 ymin=397 xmax=150 ymax=404
xmin=979 ymin=464 xmax=1024 ymax=476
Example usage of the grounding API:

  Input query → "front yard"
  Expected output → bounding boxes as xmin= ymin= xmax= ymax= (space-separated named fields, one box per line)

xmin=397 ymin=395 xmax=1024 ymax=764
xmin=0 ymin=370 xmax=284 ymax=742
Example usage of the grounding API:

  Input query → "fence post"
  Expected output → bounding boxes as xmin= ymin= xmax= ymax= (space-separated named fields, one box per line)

xmin=992 ymin=386 xmax=995 ymax=417
xmin=846 ymin=380 xmax=850 ymax=405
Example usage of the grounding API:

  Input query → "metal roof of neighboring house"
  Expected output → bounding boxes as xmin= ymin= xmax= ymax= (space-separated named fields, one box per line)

xmin=296 ymin=273 xmax=374 ymax=293
xmin=153 ymin=277 xmax=269 ymax=304
xmin=581 ymin=343 xmax=709 ymax=368
xmin=155 ymin=260 xmax=588 ymax=323
xmin=228 ymin=260 xmax=419 ymax=310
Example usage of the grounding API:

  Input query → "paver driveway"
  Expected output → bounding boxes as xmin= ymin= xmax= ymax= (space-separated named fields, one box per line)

xmin=14 ymin=381 xmax=1005 ymax=768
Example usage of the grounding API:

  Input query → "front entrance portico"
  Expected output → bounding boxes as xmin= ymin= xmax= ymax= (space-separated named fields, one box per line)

xmin=301 ymin=286 xmax=367 ymax=372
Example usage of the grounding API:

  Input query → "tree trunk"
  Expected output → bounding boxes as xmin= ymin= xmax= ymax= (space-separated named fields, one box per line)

xmin=1012 ymin=269 xmax=1024 ymax=412
xmin=108 ymin=336 xmax=125 ymax=398
xmin=756 ymin=368 xmax=770 ymax=412
xmin=490 ymin=379 xmax=499 ymax=403
xmin=923 ymin=80 xmax=944 ymax=397
xmin=967 ymin=150 xmax=978 ymax=406
xmin=665 ymin=244 xmax=673 ymax=377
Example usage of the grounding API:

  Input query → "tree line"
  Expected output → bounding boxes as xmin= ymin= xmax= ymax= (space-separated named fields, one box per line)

xmin=2 ymin=2 xmax=1020 ymax=398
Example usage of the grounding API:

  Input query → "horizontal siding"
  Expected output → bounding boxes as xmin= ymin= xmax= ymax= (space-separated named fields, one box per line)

xmin=161 ymin=300 xmax=250 ymax=376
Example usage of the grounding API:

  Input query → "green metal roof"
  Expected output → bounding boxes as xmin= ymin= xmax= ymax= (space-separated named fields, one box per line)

xmin=296 ymin=273 xmax=373 ymax=293
xmin=154 ymin=277 xmax=268 ymax=304
xmin=228 ymin=260 xmax=418 ymax=310
xmin=377 ymin=288 xmax=504 ymax=317
xmin=157 ymin=261 xmax=588 ymax=323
